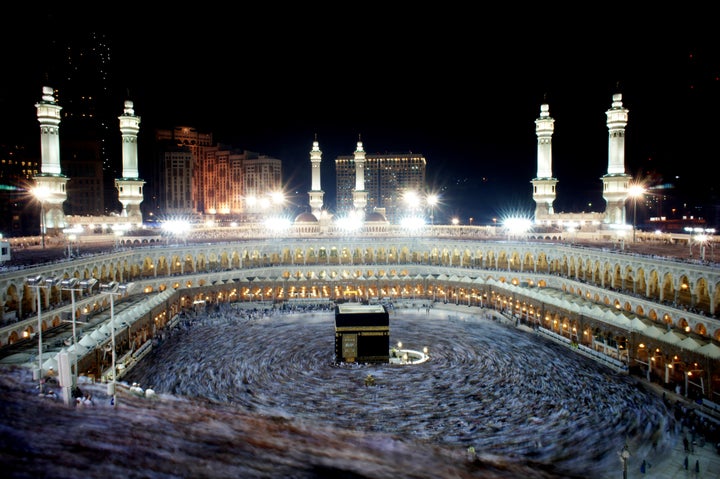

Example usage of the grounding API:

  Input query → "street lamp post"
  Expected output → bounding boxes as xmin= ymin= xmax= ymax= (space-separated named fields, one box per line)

xmin=114 ymin=229 xmax=124 ymax=250
xmin=40 ymin=202 xmax=46 ymax=249
xmin=696 ymin=234 xmax=708 ymax=262
xmin=628 ymin=185 xmax=645 ymax=244
xmin=690 ymin=229 xmax=715 ymax=261
xmin=26 ymin=275 xmax=45 ymax=393
xmin=633 ymin=198 xmax=637 ymax=244
xmin=33 ymin=186 xmax=50 ymax=249
xmin=685 ymin=227 xmax=694 ymax=257
xmin=60 ymin=278 xmax=97 ymax=392
xmin=26 ymin=275 xmax=59 ymax=393
xmin=66 ymin=234 xmax=74 ymax=258
xmin=427 ymin=194 xmax=438 ymax=226
xmin=620 ymin=442 xmax=630 ymax=479
xmin=100 ymin=281 xmax=135 ymax=407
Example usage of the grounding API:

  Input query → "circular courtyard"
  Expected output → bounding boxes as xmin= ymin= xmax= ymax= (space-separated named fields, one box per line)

xmin=123 ymin=304 xmax=678 ymax=478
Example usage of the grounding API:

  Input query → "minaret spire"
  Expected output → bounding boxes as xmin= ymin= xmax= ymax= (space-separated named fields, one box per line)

xmin=308 ymin=134 xmax=324 ymax=216
xmin=352 ymin=135 xmax=368 ymax=214
xmin=115 ymin=99 xmax=146 ymax=221
xmin=34 ymin=85 xmax=68 ymax=241
xmin=601 ymin=92 xmax=632 ymax=225
xmin=119 ymin=100 xmax=140 ymax=179
xmin=37 ymin=86 xmax=63 ymax=176
xmin=531 ymin=102 xmax=558 ymax=219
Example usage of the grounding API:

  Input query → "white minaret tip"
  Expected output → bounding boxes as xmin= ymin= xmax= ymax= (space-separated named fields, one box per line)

xmin=41 ymin=86 xmax=55 ymax=102
xmin=123 ymin=100 xmax=135 ymax=115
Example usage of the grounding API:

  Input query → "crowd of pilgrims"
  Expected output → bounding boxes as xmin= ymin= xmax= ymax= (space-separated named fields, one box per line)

xmin=109 ymin=300 xmax=720 ymax=477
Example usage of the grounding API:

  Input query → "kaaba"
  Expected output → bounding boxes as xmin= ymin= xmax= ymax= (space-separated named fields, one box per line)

xmin=334 ymin=303 xmax=390 ymax=364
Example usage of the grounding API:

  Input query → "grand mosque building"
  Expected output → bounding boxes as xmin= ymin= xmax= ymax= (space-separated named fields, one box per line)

xmin=2 ymin=86 xmax=720 ymax=408
xmin=28 ymin=81 xmax=639 ymax=238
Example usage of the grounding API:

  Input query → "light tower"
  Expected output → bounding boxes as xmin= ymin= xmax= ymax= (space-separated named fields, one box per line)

xmin=531 ymin=102 xmax=558 ymax=220
xmin=601 ymin=92 xmax=632 ymax=225
xmin=351 ymin=136 xmax=368 ymax=215
xmin=115 ymin=100 xmax=145 ymax=222
xmin=307 ymin=134 xmax=325 ymax=216
xmin=34 ymin=86 xmax=68 ymax=237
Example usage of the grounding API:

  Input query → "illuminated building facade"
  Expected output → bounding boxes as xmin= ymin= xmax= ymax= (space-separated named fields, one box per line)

xmin=148 ymin=127 xmax=213 ymax=219
xmin=336 ymin=148 xmax=426 ymax=223
xmin=150 ymin=128 xmax=283 ymax=221
xmin=159 ymin=149 xmax=194 ymax=216
xmin=0 ymin=144 xmax=39 ymax=234
xmin=196 ymin=147 xmax=282 ymax=219
xmin=239 ymin=155 xmax=283 ymax=217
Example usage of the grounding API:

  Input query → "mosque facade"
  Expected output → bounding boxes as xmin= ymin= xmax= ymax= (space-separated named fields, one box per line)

xmin=33 ymin=86 xmax=145 ymax=236
xmin=29 ymin=82 xmax=643 ymax=242
xmin=532 ymin=93 xmax=634 ymax=232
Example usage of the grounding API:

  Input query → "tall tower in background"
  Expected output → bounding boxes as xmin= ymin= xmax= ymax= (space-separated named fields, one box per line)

xmin=308 ymin=135 xmax=324 ymax=216
xmin=531 ymin=103 xmax=558 ymax=219
xmin=45 ymin=27 xmax=119 ymax=215
xmin=602 ymin=93 xmax=631 ymax=224
xmin=34 ymin=86 xmax=68 ymax=236
xmin=116 ymin=100 xmax=145 ymax=221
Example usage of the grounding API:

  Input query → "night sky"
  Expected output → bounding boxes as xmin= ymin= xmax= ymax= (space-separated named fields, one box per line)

xmin=2 ymin=9 xmax=718 ymax=224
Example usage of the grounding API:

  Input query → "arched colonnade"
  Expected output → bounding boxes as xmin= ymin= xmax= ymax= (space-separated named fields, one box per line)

xmin=2 ymin=238 xmax=719 ymax=399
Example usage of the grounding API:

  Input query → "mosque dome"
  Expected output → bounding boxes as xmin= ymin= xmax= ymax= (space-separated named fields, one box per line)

xmin=294 ymin=212 xmax=319 ymax=223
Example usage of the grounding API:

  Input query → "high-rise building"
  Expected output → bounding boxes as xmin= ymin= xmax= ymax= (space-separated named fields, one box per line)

xmin=60 ymin=140 xmax=104 ymax=216
xmin=147 ymin=127 xmax=213 ymax=220
xmin=160 ymin=148 xmax=195 ymax=217
xmin=0 ymin=143 xmax=39 ymax=235
xmin=197 ymin=146 xmax=282 ymax=220
xmin=239 ymin=154 xmax=283 ymax=217
xmin=150 ymin=128 xmax=282 ymax=221
xmin=336 ymin=146 xmax=426 ymax=224
xmin=40 ymin=26 xmax=121 ymax=216
xmin=199 ymin=145 xmax=245 ymax=217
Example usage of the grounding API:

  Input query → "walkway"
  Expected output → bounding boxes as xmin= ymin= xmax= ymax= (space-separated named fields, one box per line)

xmin=626 ymin=380 xmax=720 ymax=478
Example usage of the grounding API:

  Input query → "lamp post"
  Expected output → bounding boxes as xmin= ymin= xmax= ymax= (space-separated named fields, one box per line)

xmin=67 ymin=234 xmax=75 ymax=258
xmin=427 ymin=193 xmax=438 ymax=226
xmin=63 ymin=226 xmax=83 ymax=258
xmin=628 ymin=185 xmax=645 ymax=244
xmin=40 ymin=202 xmax=46 ymax=249
xmin=114 ymin=229 xmax=124 ymax=250
xmin=270 ymin=190 xmax=286 ymax=215
xmin=60 ymin=278 xmax=97 ymax=391
xmin=685 ymin=227 xmax=694 ymax=257
xmin=696 ymin=234 xmax=708 ymax=262
xmin=26 ymin=275 xmax=59 ymax=393
xmin=33 ymin=186 xmax=50 ymax=249
xmin=100 ymin=281 xmax=135 ymax=407
xmin=26 ymin=275 xmax=45 ymax=393
xmin=632 ymin=198 xmax=637 ymax=244
xmin=690 ymin=229 xmax=715 ymax=261
xmin=619 ymin=442 xmax=630 ymax=479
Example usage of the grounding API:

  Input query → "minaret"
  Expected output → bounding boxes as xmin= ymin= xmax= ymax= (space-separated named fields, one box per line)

xmin=531 ymin=103 xmax=558 ymax=220
xmin=115 ymin=100 xmax=146 ymax=221
xmin=351 ymin=135 xmax=368 ymax=214
xmin=34 ymin=86 xmax=69 ymax=239
xmin=601 ymin=92 xmax=632 ymax=225
xmin=308 ymin=134 xmax=324 ymax=216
